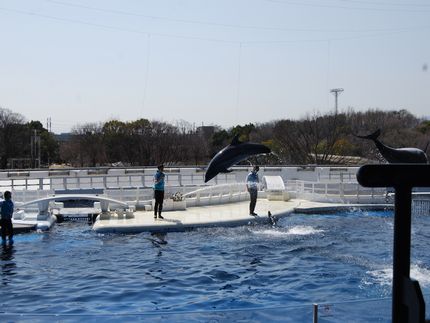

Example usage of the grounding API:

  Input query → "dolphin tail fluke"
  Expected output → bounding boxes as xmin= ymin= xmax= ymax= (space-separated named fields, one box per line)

xmin=355 ymin=129 xmax=381 ymax=141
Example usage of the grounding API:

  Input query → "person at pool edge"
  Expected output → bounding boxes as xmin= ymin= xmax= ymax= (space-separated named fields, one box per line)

xmin=246 ymin=166 xmax=260 ymax=216
xmin=153 ymin=164 xmax=165 ymax=220
xmin=1 ymin=191 xmax=14 ymax=245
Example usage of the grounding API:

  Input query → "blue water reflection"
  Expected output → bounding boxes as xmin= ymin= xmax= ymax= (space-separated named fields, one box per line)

xmin=1 ymin=209 xmax=429 ymax=321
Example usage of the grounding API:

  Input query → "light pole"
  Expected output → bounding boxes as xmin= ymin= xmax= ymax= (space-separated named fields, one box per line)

xmin=330 ymin=88 xmax=344 ymax=114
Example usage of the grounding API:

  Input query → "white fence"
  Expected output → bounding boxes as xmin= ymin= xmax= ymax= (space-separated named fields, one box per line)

xmin=0 ymin=166 xmax=402 ymax=206
xmin=183 ymin=183 xmax=250 ymax=207
xmin=412 ymin=193 xmax=430 ymax=216
xmin=287 ymin=180 xmax=389 ymax=204
xmin=0 ymin=166 xmax=364 ymax=192
xmin=0 ymin=169 xmax=237 ymax=191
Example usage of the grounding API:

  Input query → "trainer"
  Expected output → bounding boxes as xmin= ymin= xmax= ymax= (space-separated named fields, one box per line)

xmin=246 ymin=166 xmax=260 ymax=216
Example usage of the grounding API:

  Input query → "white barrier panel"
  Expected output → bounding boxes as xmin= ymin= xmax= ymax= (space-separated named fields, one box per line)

xmin=262 ymin=176 xmax=289 ymax=201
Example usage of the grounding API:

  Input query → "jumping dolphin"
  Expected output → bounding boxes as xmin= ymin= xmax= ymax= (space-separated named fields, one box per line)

xmin=204 ymin=135 xmax=271 ymax=182
xmin=356 ymin=129 xmax=428 ymax=164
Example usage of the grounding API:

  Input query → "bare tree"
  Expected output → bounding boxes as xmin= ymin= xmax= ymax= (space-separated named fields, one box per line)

xmin=272 ymin=111 xmax=348 ymax=165
xmin=71 ymin=123 xmax=106 ymax=167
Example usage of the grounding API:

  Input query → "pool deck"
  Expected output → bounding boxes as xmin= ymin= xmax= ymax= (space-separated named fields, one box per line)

xmin=92 ymin=198 xmax=393 ymax=233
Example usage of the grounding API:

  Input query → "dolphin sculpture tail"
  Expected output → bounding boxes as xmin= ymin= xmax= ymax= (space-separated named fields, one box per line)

xmin=355 ymin=129 xmax=381 ymax=141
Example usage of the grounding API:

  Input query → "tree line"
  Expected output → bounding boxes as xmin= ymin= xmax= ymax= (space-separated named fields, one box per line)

xmin=1 ymin=106 xmax=429 ymax=169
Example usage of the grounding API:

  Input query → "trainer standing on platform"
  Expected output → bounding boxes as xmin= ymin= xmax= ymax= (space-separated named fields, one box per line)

xmin=153 ymin=164 xmax=165 ymax=220
xmin=246 ymin=166 xmax=260 ymax=216
xmin=1 ymin=191 xmax=14 ymax=245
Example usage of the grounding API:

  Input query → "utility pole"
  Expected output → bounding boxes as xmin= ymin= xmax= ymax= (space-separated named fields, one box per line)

xmin=31 ymin=130 xmax=41 ymax=168
xmin=330 ymin=88 xmax=344 ymax=114
xmin=46 ymin=117 xmax=52 ymax=132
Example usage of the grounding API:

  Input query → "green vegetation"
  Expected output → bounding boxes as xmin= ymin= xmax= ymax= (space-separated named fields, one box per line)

xmin=0 ymin=106 xmax=429 ymax=168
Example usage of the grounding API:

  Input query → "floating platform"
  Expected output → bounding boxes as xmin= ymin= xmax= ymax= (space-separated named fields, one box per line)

xmin=12 ymin=212 xmax=57 ymax=231
xmin=6 ymin=223 xmax=37 ymax=234
xmin=293 ymin=201 xmax=393 ymax=214
xmin=92 ymin=199 xmax=303 ymax=233
xmin=92 ymin=198 xmax=396 ymax=234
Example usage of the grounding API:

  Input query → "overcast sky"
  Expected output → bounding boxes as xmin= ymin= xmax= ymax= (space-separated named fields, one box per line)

xmin=1 ymin=0 xmax=429 ymax=133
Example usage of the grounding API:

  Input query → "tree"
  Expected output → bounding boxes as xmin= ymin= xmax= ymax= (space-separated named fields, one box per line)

xmin=0 ymin=107 xmax=27 ymax=168
xmin=71 ymin=123 xmax=106 ymax=167
xmin=102 ymin=120 xmax=129 ymax=164
xmin=230 ymin=123 xmax=255 ymax=142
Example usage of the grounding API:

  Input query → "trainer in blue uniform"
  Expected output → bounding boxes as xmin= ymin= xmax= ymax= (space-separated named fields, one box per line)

xmin=153 ymin=165 xmax=165 ymax=220
xmin=1 ymin=191 xmax=14 ymax=244
xmin=246 ymin=166 xmax=260 ymax=216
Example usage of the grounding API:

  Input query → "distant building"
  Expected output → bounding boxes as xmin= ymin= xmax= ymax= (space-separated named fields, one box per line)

xmin=54 ymin=133 xmax=73 ymax=142
xmin=196 ymin=126 xmax=215 ymax=138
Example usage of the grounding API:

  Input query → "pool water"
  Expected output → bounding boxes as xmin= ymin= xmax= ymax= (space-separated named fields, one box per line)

xmin=1 ymin=210 xmax=429 ymax=322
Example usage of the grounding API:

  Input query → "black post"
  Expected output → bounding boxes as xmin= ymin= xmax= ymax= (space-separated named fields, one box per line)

xmin=357 ymin=164 xmax=427 ymax=323
xmin=393 ymin=185 xmax=412 ymax=323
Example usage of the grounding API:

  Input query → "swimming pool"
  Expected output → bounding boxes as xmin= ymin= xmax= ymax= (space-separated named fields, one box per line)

xmin=1 ymin=209 xmax=429 ymax=322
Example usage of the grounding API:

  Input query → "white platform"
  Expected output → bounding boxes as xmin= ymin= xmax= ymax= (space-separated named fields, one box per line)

xmin=12 ymin=210 xmax=57 ymax=231
xmin=92 ymin=198 xmax=303 ymax=233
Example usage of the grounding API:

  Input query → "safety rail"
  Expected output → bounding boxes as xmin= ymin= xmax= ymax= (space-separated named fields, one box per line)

xmin=318 ymin=166 xmax=359 ymax=183
xmin=0 ymin=294 xmax=428 ymax=322
xmin=183 ymin=182 xmax=250 ymax=207
xmin=0 ymin=173 xmax=237 ymax=191
xmin=412 ymin=193 xmax=430 ymax=216
xmin=8 ymin=179 xmax=390 ymax=206
xmin=287 ymin=180 xmax=388 ymax=203
xmin=17 ymin=194 xmax=131 ymax=214
xmin=0 ymin=166 xmax=370 ymax=192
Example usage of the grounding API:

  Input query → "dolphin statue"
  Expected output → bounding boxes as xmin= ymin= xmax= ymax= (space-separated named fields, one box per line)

xmin=204 ymin=134 xmax=271 ymax=182
xmin=356 ymin=129 xmax=428 ymax=164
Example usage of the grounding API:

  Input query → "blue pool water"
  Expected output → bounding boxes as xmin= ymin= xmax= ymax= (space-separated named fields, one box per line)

xmin=1 ymin=209 xmax=429 ymax=322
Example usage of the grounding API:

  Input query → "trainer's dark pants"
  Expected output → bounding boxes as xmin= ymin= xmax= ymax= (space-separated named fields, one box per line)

xmin=154 ymin=190 xmax=164 ymax=216
xmin=249 ymin=188 xmax=258 ymax=214
xmin=1 ymin=219 xmax=13 ymax=240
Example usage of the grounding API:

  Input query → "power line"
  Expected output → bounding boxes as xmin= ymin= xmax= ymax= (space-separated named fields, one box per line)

xmin=1 ymin=5 xmax=429 ymax=45
xmin=141 ymin=34 xmax=152 ymax=117
xmin=44 ymin=0 xmax=429 ymax=33
xmin=335 ymin=0 xmax=430 ymax=8
xmin=261 ymin=0 xmax=430 ymax=12
xmin=0 ymin=6 xmax=236 ymax=44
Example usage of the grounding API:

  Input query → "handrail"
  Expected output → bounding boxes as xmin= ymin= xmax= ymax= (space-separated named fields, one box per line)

xmin=0 ymin=166 xmax=365 ymax=192
xmin=0 ymin=294 xmax=428 ymax=321
xmin=287 ymin=179 xmax=388 ymax=203
xmin=18 ymin=194 xmax=129 ymax=213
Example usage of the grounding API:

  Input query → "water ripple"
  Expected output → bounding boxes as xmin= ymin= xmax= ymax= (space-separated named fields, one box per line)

xmin=1 ymin=211 xmax=429 ymax=317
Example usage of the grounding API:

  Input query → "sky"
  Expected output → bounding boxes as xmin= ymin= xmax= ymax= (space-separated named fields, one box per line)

xmin=0 ymin=0 xmax=429 ymax=134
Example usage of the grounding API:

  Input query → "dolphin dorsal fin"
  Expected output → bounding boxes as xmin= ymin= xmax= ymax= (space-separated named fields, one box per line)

xmin=230 ymin=134 xmax=242 ymax=146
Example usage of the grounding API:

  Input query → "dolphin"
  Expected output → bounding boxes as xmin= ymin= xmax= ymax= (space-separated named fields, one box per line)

xmin=204 ymin=135 xmax=271 ymax=182
xmin=356 ymin=129 xmax=428 ymax=164
xmin=268 ymin=211 xmax=277 ymax=226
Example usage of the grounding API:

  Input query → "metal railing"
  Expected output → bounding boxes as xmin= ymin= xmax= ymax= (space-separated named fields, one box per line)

xmin=1 ymin=294 xmax=429 ymax=322
xmin=0 ymin=166 xmax=366 ymax=192
xmin=0 ymin=173 xmax=237 ymax=192
xmin=4 ymin=166 xmax=419 ymax=206
xmin=287 ymin=180 xmax=389 ymax=203
xmin=183 ymin=183 xmax=250 ymax=207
